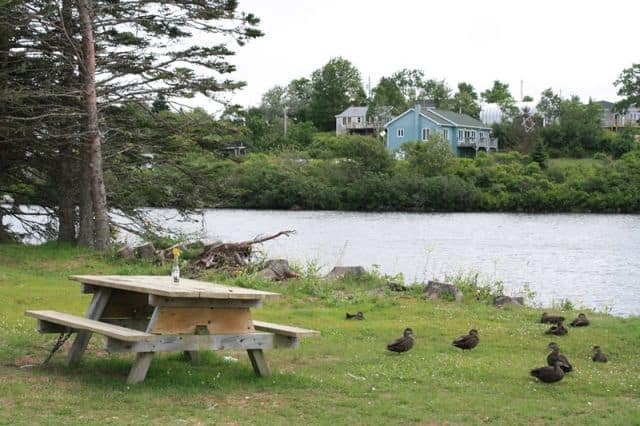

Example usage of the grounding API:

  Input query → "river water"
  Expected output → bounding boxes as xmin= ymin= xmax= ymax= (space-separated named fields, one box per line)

xmin=138 ymin=209 xmax=640 ymax=317
xmin=5 ymin=207 xmax=640 ymax=316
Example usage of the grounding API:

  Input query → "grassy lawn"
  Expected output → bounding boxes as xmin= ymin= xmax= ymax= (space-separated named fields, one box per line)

xmin=1 ymin=244 xmax=639 ymax=425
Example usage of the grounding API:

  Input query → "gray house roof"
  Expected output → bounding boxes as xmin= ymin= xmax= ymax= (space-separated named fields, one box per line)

xmin=335 ymin=106 xmax=368 ymax=117
xmin=430 ymin=109 xmax=491 ymax=129
xmin=384 ymin=107 xmax=491 ymax=129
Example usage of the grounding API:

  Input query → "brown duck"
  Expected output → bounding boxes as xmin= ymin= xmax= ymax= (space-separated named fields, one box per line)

xmin=387 ymin=328 xmax=414 ymax=353
xmin=541 ymin=312 xmax=565 ymax=324
xmin=452 ymin=329 xmax=479 ymax=351
xmin=570 ymin=313 xmax=590 ymax=327
xmin=547 ymin=342 xmax=573 ymax=372
xmin=545 ymin=321 xmax=568 ymax=336
xmin=346 ymin=311 xmax=364 ymax=320
xmin=592 ymin=345 xmax=608 ymax=362
xmin=530 ymin=361 xmax=565 ymax=383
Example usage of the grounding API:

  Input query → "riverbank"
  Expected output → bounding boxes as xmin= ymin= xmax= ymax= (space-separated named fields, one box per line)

xmin=1 ymin=244 xmax=639 ymax=424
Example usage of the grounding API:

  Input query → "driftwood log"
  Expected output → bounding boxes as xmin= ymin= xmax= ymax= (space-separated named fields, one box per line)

xmin=190 ymin=230 xmax=296 ymax=272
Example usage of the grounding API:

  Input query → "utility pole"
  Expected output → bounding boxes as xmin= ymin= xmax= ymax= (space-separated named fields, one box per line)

xmin=283 ymin=105 xmax=288 ymax=137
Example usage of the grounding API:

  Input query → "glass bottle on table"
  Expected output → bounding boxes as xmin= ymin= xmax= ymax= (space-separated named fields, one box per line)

xmin=171 ymin=247 xmax=181 ymax=284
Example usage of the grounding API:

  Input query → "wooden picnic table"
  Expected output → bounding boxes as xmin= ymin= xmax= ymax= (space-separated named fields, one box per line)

xmin=25 ymin=275 xmax=319 ymax=384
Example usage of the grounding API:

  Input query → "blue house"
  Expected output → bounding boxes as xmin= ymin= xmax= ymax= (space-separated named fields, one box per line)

xmin=385 ymin=104 xmax=497 ymax=156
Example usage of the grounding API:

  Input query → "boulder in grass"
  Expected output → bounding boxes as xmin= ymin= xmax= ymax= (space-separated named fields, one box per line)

xmin=256 ymin=259 xmax=299 ymax=281
xmin=116 ymin=245 xmax=135 ymax=260
xmin=424 ymin=280 xmax=463 ymax=303
xmin=494 ymin=295 xmax=524 ymax=307
xmin=325 ymin=266 xmax=366 ymax=280
xmin=135 ymin=242 xmax=156 ymax=261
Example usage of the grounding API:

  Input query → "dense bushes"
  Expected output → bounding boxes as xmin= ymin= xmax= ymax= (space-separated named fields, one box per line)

xmin=108 ymin=133 xmax=640 ymax=213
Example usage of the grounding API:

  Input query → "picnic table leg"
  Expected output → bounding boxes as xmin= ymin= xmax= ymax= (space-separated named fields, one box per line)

xmin=247 ymin=349 xmax=271 ymax=377
xmin=127 ymin=352 xmax=154 ymax=384
xmin=66 ymin=288 xmax=112 ymax=366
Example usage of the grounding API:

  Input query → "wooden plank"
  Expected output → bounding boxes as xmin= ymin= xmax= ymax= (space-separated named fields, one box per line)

xmin=151 ymin=307 xmax=255 ymax=335
xmin=104 ymin=332 xmax=296 ymax=353
xmin=66 ymin=288 xmax=112 ymax=366
xmin=247 ymin=349 xmax=271 ymax=377
xmin=69 ymin=275 xmax=280 ymax=300
xmin=25 ymin=310 xmax=154 ymax=342
xmin=127 ymin=352 xmax=154 ymax=384
xmin=253 ymin=320 xmax=320 ymax=338
xmin=148 ymin=294 xmax=262 ymax=309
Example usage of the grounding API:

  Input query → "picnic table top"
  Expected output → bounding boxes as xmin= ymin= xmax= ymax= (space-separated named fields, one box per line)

xmin=69 ymin=275 xmax=281 ymax=300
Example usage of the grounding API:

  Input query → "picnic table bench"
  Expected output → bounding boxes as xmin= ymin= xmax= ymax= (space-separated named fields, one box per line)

xmin=25 ymin=275 xmax=319 ymax=384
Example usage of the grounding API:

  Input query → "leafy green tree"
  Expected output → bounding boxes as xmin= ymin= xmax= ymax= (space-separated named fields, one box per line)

xmin=614 ymin=63 xmax=640 ymax=112
xmin=536 ymin=88 xmax=562 ymax=124
xmin=482 ymin=80 xmax=517 ymax=117
xmin=260 ymin=85 xmax=287 ymax=122
xmin=402 ymin=133 xmax=454 ymax=177
xmin=422 ymin=79 xmax=453 ymax=109
xmin=390 ymin=69 xmax=427 ymax=104
xmin=452 ymin=82 xmax=481 ymax=118
xmin=286 ymin=78 xmax=313 ymax=123
xmin=370 ymin=77 xmax=407 ymax=115
xmin=309 ymin=57 xmax=366 ymax=131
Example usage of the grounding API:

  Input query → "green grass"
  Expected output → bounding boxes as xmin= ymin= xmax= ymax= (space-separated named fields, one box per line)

xmin=1 ymin=243 xmax=639 ymax=425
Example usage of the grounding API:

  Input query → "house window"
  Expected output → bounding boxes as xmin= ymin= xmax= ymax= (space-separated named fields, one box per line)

xmin=422 ymin=128 xmax=430 ymax=141
xmin=397 ymin=128 xmax=405 ymax=137
xmin=443 ymin=128 xmax=449 ymax=139
xmin=342 ymin=117 xmax=346 ymax=125
xmin=470 ymin=131 xmax=476 ymax=140
xmin=458 ymin=130 xmax=463 ymax=140
xmin=357 ymin=116 xmax=362 ymax=123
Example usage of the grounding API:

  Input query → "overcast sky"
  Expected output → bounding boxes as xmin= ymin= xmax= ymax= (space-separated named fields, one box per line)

xmin=217 ymin=0 xmax=638 ymax=109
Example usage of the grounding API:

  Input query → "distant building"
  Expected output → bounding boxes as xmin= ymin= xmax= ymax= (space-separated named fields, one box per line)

xmin=335 ymin=106 xmax=391 ymax=136
xmin=385 ymin=104 xmax=496 ymax=157
xmin=597 ymin=101 xmax=640 ymax=130
xmin=479 ymin=101 xmax=539 ymax=126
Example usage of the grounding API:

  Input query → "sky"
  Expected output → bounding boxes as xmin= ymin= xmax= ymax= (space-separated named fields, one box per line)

xmin=208 ymin=0 xmax=639 ymax=110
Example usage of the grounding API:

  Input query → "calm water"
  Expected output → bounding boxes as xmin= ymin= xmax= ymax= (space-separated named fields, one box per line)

xmin=5 ymin=208 xmax=640 ymax=316
xmin=140 ymin=209 xmax=640 ymax=317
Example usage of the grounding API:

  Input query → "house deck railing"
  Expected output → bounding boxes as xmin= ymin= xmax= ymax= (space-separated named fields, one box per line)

xmin=457 ymin=137 xmax=498 ymax=150
xmin=343 ymin=121 xmax=385 ymax=130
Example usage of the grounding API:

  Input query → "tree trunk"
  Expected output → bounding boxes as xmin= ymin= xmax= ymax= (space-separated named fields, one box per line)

xmin=77 ymin=142 xmax=94 ymax=246
xmin=57 ymin=150 xmax=77 ymax=242
xmin=57 ymin=0 xmax=78 ymax=243
xmin=78 ymin=0 xmax=109 ymax=251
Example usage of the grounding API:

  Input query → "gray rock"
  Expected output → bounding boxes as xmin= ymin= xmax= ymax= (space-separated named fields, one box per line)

xmin=325 ymin=266 xmax=366 ymax=280
xmin=116 ymin=245 xmax=135 ymax=260
xmin=387 ymin=281 xmax=408 ymax=292
xmin=135 ymin=242 xmax=156 ymax=261
xmin=256 ymin=259 xmax=298 ymax=281
xmin=424 ymin=280 xmax=463 ymax=303
xmin=494 ymin=295 xmax=524 ymax=307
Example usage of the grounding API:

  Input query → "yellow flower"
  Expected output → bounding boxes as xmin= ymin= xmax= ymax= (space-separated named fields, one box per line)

xmin=172 ymin=247 xmax=181 ymax=259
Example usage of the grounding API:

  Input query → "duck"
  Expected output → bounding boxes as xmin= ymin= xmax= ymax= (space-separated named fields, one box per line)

xmin=452 ymin=329 xmax=479 ymax=351
xmin=541 ymin=312 xmax=565 ymax=324
xmin=570 ymin=313 xmax=590 ymax=327
xmin=345 ymin=311 xmax=364 ymax=320
xmin=530 ymin=361 xmax=565 ymax=383
xmin=545 ymin=321 xmax=568 ymax=336
xmin=546 ymin=342 xmax=573 ymax=372
xmin=387 ymin=328 xmax=414 ymax=353
xmin=592 ymin=345 xmax=608 ymax=362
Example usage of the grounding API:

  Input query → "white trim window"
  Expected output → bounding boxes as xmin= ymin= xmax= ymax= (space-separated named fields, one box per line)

xmin=458 ymin=129 xmax=464 ymax=140
xmin=397 ymin=128 xmax=405 ymax=138
xmin=443 ymin=128 xmax=449 ymax=139
xmin=421 ymin=128 xmax=430 ymax=141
